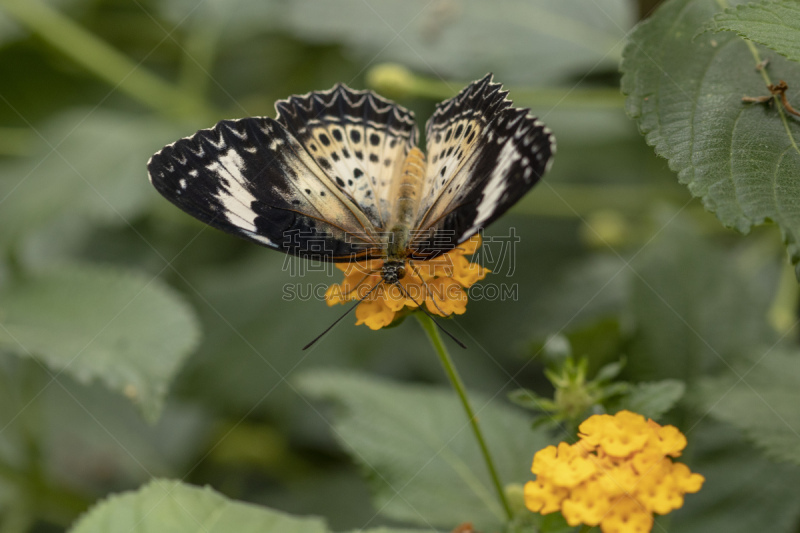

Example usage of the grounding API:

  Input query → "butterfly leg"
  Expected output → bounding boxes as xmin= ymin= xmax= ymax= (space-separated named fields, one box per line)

xmin=408 ymin=259 xmax=452 ymax=318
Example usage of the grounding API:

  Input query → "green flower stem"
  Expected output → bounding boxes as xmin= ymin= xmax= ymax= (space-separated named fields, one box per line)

xmin=509 ymin=183 xmax=685 ymax=218
xmin=768 ymin=259 xmax=799 ymax=333
xmin=416 ymin=313 xmax=513 ymax=521
xmin=0 ymin=457 xmax=89 ymax=527
xmin=367 ymin=64 xmax=625 ymax=110
xmin=0 ymin=127 xmax=34 ymax=156
xmin=0 ymin=0 xmax=212 ymax=121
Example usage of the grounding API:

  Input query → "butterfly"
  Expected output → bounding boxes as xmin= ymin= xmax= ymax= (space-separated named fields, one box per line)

xmin=148 ymin=74 xmax=554 ymax=313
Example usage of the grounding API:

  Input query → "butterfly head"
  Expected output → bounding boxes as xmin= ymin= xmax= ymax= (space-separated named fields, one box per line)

xmin=381 ymin=260 xmax=406 ymax=285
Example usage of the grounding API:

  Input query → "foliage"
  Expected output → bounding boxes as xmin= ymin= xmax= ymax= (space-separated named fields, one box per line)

xmin=697 ymin=348 xmax=800 ymax=465
xmin=710 ymin=1 xmax=800 ymax=63
xmin=0 ymin=263 xmax=198 ymax=422
xmin=296 ymin=370 xmax=551 ymax=531
xmin=621 ymin=0 xmax=800 ymax=277
xmin=0 ymin=0 xmax=799 ymax=531
xmin=509 ymin=345 xmax=685 ymax=432
xmin=68 ymin=479 xmax=329 ymax=533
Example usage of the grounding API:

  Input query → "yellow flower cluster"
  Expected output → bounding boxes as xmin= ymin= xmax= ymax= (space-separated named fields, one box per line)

xmin=525 ymin=410 xmax=704 ymax=533
xmin=325 ymin=235 xmax=489 ymax=330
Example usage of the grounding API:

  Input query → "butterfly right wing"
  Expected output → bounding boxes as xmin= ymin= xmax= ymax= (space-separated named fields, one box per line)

xmin=410 ymin=74 xmax=555 ymax=257
xmin=148 ymin=116 xmax=384 ymax=262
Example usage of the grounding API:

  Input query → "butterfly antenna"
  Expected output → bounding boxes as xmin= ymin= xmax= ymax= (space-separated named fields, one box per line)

xmin=303 ymin=279 xmax=384 ymax=350
xmin=393 ymin=281 xmax=467 ymax=349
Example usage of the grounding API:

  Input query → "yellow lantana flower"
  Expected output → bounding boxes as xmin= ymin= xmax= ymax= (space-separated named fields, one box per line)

xmin=325 ymin=235 xmax=489 ymax=330
xmin=524 ymin=410 xmax=704 ymax=533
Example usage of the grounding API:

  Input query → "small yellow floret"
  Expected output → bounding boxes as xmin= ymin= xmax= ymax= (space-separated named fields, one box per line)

xmin=523 ymin=478 xmax=568 ymax=514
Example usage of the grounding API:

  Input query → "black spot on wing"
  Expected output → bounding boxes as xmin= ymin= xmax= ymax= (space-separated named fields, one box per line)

xmin=273 ymin=83 xmax=419 ymax=229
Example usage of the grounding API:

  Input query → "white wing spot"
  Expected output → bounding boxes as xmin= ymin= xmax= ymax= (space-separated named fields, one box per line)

xmin=461 ymin=141 xmax=520 ymax=240
xmin=226 ymin=124 xmax=248 ymax=140
xmin=188 ymin=146 xmax=205 ymax=158
xmin=242 ymin=230 xmax=273 ymax=247
xmin=207 ymin=132 xmax=227 ymax=150
xmin=207 ymin=149 xmax=259 ymax=232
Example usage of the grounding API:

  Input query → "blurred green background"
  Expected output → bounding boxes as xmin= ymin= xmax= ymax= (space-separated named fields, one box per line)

xmin=1 ymin=0 xmax=798 ymax=532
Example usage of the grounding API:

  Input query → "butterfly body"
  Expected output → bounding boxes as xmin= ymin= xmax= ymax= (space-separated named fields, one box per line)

xmin=381 ymin=145 xmax=427 ymax=283
xmin=148 ymin=75 xmax=554 ymax=294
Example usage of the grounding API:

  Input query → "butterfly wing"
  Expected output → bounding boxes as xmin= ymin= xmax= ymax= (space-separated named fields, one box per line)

xmin=410 ymin=74 xmax=555 ymax=257
xmin=148 ymin=85 xmax=417 ymax=262
xmin=275 ymin=83 xmax=418 ymax=230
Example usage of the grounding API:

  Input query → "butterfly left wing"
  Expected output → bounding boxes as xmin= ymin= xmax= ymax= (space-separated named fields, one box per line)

xmin=410 ymin=74 xmax=555 ymax=258
xmin=274 ymin=83 xmax=418 ymax=230
xmin=148 ymin=116 xmax=385 ymax=262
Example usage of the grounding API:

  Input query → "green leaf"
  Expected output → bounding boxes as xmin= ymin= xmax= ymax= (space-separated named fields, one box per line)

xmin=157 ymin=0 xmax=284 ymax=40
xmin=527 ymin=255 xmax=629 ymax=342
xmin=285 ymin=0 xmax=635 ymax=86
xmin=711 ymin=1 xmax=800 ymax=63
xmin=0 ymin=263 xmax=199 ymax=422
xmin=296 ymin=370 xmax=551 ymax=532
xmin=0 ymin=0 xmax=85 ymax=46
xmin=697 ymin=348 xmax=800 ymax=465
xmin=624 ymin=212 xmax=777 ymax=383
xmin=592 ymin=358 xmax=625 ymax=383
xmin=621 ymin=0 xmax=800 ymax=272
xmin=0 ymin=109 xmax=183 ymax=248
xmin=507 ymin=388 xmax=557 ymax=412
xmin=672 ymin=419 xmax=800 ymax=533
xmin=68 ymin=479 xmax=328 ymax=533
xmin=610 ymin=380 xmax=685 ymax=420
xmin=345 ymin=529 xmax=441 ymax=533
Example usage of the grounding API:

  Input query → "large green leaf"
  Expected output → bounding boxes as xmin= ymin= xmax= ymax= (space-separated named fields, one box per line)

xmin=68 ymin=477 xmax=439 ymax=533
xmin=624 ymin=212 xmax=778 ymax=382
xmin=672 ymin=419 xmax=800 ymax=533
xmin=526 ymin=254 xmax=629 ymax=341
xmin=68 ymin=479 xmax=328 ymax=533
xmin=711 ymin=1 xmax=800 ymax=62
xmin=0 ymin=0 xmax=86 ymax=46
xmin=621 ymin=0 xmax=800 ymax=274
xmin=697 ymin=348 xmax=800 ymax=465
xmin=347 ymin=530 xmax=440 ymax=533
xmin=610 ymin=380 xmax=685 ymax=419
xmin=157 ymin=0 xmax=283 ymax=39
xmin=0 ymin=109 xmax=183 ymax=248
xmin=286 ymin=0 xmax=634 ymax=86
xmin=297 ymin=370 xmax=551 ymax=531
xmin=0 ymin=264 xmax=199 ymax=422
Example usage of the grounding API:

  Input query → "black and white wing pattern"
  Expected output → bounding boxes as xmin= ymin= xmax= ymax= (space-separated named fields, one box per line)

xmin=147 ymin=84 xmax=417 ymax=262
xmin=410 ymin=74 xmax=555 ymax=256
xmin=275 ymin=84 xmax=417 ymax=229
